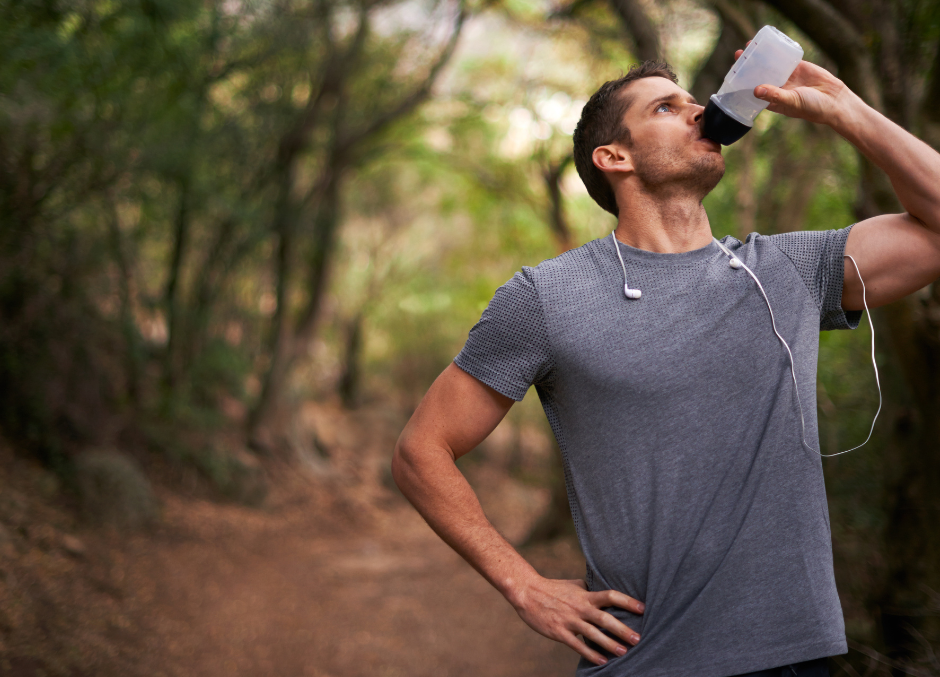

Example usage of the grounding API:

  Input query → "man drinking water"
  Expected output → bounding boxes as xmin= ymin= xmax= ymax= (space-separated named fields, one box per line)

xmin=392 ymin=49 xmax=940 ymax=677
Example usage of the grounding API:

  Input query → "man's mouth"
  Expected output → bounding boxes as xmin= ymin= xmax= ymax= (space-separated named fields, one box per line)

xmin=697 ymin=135 xmax=722 ymax=151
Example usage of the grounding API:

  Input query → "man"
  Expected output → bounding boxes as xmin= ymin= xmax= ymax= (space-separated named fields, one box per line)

xmin=391 ymin=51 xmax=940 ymax=677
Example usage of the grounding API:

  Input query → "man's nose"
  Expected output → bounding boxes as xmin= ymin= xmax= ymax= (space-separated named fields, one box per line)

xmin=690 ymin=104 xmax=705 ymax=124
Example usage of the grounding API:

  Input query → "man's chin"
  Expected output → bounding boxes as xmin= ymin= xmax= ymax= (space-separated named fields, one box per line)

xmin=693 ymin=155 xmax=725 ymax=198
xmin=633 ymin=149 xmax=725 ymax=196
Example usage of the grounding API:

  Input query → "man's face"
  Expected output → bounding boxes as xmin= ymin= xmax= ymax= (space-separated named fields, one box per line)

xmin=618 ymin=77 xmax=725 ymax=197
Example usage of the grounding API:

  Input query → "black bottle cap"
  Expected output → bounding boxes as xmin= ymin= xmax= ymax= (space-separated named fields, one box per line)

xmin=703 ymin=99 xmax=752 ymax=145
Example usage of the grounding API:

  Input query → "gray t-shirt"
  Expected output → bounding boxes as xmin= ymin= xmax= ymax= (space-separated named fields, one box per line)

xmin=454 ymin=228 xmax=860 ymax=677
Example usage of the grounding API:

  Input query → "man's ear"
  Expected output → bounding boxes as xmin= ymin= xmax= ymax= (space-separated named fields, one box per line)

xmin=592 ymin=143 xmax=633 ymax=175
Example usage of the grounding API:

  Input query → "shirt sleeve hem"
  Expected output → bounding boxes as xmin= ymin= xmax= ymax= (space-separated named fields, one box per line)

xmin=821 ymin=224 xmax=861 ymax=332
xmin=453 ymin=354 xmax=529 ymax=402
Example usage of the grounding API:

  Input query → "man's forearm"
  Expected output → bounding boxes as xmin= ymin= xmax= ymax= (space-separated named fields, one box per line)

xmin=391 ymin=442 xmax=539 ymax=608
xmin=830 ymin=89 xmax=940 ymax=230
xmin=392 ymin=363 xmax=645 ymax=665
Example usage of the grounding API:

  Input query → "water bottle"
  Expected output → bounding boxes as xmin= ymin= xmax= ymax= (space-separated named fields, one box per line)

xmin=703 ymin=25 xmax=804 ymax=145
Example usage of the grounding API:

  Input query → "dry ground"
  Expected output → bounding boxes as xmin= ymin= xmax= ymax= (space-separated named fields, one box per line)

xmin=0 ymin=401 xmax=585 ymax=677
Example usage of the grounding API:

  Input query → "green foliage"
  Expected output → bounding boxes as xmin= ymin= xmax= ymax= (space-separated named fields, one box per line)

xmin=189 ymin=338 xmax=252 ymax=406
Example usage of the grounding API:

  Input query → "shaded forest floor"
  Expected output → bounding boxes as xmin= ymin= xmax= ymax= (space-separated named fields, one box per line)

xmin=0 ymin=401 xmax=584 ymax=677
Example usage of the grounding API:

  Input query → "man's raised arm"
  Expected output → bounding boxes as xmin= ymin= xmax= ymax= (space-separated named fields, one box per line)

xmin=745 ymin=53 xmax=940 ymax=309
xmin=392 ymin=362 xmax=644 ymax=666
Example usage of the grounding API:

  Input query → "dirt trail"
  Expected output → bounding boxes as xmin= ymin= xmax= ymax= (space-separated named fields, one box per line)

xmin=0 ymin=402 xmax=585 ymax=677
xmin=122 ymin=497 xmax=582 ymax=677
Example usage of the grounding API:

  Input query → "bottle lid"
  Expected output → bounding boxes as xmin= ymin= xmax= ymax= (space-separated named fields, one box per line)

xmin=703 ymin=99 xmax=752 ymax=146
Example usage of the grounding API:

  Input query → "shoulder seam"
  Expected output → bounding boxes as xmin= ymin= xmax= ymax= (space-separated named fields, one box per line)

xmin=763 ymin=235 xmax=824 ymax=313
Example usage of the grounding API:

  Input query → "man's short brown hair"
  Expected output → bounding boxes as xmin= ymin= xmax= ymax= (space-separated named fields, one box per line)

xmin=573 ymin=61 xmax=679 ymax=216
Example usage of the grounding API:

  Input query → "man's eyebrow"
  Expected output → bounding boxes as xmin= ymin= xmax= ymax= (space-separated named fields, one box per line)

xmin=646 ymin=93 xmax=698 ymax=111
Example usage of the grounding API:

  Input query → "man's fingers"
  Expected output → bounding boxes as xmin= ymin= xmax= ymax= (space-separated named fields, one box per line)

xmin=576 ymin=622 xmax=630 ymax=661
xmin=560 ymin=630 xmax=610 ymax=666
xmin=754 ymin=84 xmax=803 ymax=115
xmin=590 ymin=589 xmax=645 ymax=614
xmin=587 ymin=608 xmax=641 ymax=646
xmin=515 ymin=581 xmax=644 ymax=666
xmin=755 ymin=84 xmax=782 ymax=101
xmin=733 ymin=41 xmax=751 ymax=60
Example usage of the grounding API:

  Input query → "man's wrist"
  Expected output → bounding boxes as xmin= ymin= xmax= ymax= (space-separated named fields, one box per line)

xmin=827 ymin=87 xmax=876 ymax=143
xmin=498 ymin=565 xmax=545 ymax=611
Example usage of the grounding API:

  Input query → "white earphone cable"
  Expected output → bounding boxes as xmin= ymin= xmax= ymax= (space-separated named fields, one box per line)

xmin=612 ymin=231 xmax=641 ymax=299
xmin=712 ymin=238 xmax=881 ymax=457
xmin=612 ymin=231 xmax=628 ymax=280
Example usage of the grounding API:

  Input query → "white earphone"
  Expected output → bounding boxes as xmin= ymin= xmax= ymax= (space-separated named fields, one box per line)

xmin=612 ymin=231 xmax=642 ymax=299
xmin=611 ymin=231 xmax=882 ymax=458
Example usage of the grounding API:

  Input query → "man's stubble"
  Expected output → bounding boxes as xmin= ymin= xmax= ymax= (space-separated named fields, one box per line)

xmin=631 ymin=140 xmax=726 ymax=201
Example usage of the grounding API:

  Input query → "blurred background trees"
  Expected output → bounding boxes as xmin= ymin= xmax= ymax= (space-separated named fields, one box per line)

xmin=1 ymin=0 xmax=939 ymax=673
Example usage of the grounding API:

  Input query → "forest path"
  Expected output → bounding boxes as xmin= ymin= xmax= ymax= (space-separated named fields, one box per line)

xmin=1 ymin=402 xmax=582 ymax=676
xmin=120 ymin=489 xmax=582 ymax=677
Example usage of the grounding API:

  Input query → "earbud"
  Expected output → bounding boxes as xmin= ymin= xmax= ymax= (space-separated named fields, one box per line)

xmin=612 ymin=231 xmax=642 ymax=300
xmin=729 ymin=257 xmax=742 ymax=269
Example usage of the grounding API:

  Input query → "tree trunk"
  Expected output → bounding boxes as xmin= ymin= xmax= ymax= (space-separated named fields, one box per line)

xmin=159 ymin=9 xmax=220 ymax=404
xmin=106 ymin=196 xmax=140 ymax=406
xmin=543 ymin=154 xmax=574 ymax=253
xmin=873 ymin=298 xmax=940 ymax=672
xmin=248 ymin=165 xmax=297 ymax=452
xmin=339 ymin=311 xmax=364 ymax=409
xmin=162 ymin=178 xmax=191 ymax=402
xmin=181 ymin=216 xmax=236 ymax=373
xmin=607 ymin=0 xmax=662 ymax=62
xmin=294 ymin=170 xmax=343 ymax=360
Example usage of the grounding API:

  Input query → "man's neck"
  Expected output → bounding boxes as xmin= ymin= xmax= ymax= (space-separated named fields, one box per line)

xmin=613 ymin=188 xmax=713 ymax=254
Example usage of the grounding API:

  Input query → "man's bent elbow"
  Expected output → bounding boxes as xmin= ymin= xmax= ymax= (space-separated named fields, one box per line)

xmin=390 ymin=437 xmax=413 ymax=496
xmin=391 ymin=434 xmax=431 ymax=496
xmin=391 ymin=433 xmax=453 ymax=503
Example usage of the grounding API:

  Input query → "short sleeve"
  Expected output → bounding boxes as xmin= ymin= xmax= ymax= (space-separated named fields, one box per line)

xmin=766 ymin=226 xmax=862 ymax=331
xmin=453 ymin=267 xmax=555 ymax=401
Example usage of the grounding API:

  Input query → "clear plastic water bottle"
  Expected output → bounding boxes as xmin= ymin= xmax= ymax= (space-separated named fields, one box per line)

xmin=703 ymin=25 xmax=804 ymax=145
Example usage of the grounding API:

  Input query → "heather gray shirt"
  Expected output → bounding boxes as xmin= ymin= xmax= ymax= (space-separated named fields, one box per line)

xmin=454 ymin=228 xmax=860 ymax=677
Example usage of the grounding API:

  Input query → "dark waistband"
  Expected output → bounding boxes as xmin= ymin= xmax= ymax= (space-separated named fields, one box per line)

xmin=729 ymin=657 xmax=830 ymax=677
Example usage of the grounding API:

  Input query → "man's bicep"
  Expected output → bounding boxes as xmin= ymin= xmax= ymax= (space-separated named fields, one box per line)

xmin=400 ymin=362 xmax=515 ymax=462
xmin=843 ymin=213 xmax=940 ymax=310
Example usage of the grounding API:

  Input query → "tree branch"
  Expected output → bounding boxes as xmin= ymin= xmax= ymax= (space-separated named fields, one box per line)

xmin=689 ymin=3 xmax=752 ymax=106
xmin=760 ymin=0 xmax=882 ymax=110
xmin=339 ymin=2 xmax=467 ymax=154
xmin=606 ymin=0 xmax=661 ymax=62
xmin=276 ymin=1 xmax=371 ymax=168
xmin=542 ymin=153 xmax=574 ymax=252
xmin=709 ymin=0 xmax=755 ymax=42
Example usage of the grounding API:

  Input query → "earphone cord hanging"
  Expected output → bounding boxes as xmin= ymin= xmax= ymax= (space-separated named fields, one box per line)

xmin=814 ymin=255 xmax=882 ymax=456
xmin=714 ymin=239 xmax=882 ymax=457
xmin=612 ymin=231 xmax=630 ymax=290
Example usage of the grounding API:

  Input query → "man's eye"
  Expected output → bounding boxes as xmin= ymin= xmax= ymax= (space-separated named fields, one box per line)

xmin=656 ymin=104 xmax=670 ymax=113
